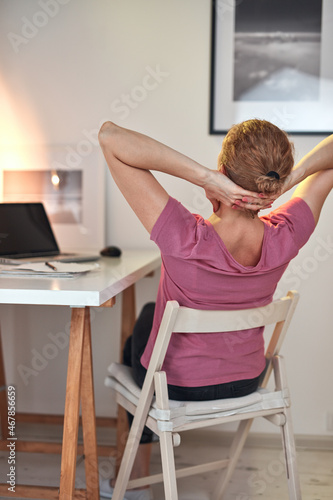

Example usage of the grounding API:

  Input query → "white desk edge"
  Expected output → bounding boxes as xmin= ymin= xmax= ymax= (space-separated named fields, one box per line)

xmin=0 ymin=249 xmax=161 ymax=307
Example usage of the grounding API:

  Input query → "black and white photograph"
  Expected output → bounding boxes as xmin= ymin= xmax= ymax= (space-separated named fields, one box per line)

xmin=233 ymin=0 xmax=322 ymax=102
xmin=210 ymin=0 xmax=333 ymax=134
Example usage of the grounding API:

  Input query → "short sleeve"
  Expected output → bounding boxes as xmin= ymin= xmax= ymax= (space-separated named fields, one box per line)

xmin=150 ymin=197 xmax=204 ymax=257
xmin=261 ymin=197 xmax=316 ymax=263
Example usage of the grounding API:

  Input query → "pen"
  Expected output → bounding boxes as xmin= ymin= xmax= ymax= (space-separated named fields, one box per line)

xmin=45 ymin=262 xmax=57 ymax=271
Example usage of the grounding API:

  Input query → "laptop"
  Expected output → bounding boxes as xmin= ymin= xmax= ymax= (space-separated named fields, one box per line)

xmin=0 ymin=202 xmax=100 ymax=263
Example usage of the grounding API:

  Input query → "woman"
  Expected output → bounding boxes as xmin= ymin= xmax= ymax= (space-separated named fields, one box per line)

xmin=99 ymin=119 xmax=333 ymax=500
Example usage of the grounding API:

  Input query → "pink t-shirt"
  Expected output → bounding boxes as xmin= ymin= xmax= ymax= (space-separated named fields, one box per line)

xmin=141 ymin=197 xmax=315 ymax=387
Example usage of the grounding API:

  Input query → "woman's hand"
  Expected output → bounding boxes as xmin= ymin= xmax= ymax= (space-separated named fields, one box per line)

xmin=278 ymin=170 xmax=300 ymax=195
xmin=203 ymin=170 xmax=275 ymax=212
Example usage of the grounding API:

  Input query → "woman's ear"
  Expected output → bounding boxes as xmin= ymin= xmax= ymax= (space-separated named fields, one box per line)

xmin=218 ymin=164 xmax=226 ymax=175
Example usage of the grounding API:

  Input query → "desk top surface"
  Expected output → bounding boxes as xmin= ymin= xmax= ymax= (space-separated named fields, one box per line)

xmin=0 ymin=249 xmax=161 ymax=307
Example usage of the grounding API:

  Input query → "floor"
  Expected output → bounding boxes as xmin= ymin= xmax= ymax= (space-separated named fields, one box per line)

xmin=0 ymin=423 xmax=332 ymax=499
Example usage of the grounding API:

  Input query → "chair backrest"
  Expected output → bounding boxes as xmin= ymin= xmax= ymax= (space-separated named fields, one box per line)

xmin=144 ymin=290 xmax=299 ymax=393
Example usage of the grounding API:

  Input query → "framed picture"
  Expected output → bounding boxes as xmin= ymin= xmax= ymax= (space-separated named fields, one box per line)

xmin=0 ymin=144 xmax=105 ymax=250
xmin=210 ymin=0 xmax=333 ymax=135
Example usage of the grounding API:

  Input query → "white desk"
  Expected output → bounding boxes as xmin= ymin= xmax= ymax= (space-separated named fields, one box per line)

xmin=0 ymin=249 xmax=161 ymax=499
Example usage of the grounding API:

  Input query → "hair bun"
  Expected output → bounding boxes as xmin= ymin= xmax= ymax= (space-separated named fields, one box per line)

xmin=256 ymin=173 xmax=281 ymax=194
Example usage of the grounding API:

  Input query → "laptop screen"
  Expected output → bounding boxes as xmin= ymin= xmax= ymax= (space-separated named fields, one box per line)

xmin=0 ymin=203 xmax=60 ymax=258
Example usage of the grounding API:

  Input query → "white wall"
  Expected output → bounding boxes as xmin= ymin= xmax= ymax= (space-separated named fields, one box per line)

xmin=0 ymin=0 xmax=332 ymax=436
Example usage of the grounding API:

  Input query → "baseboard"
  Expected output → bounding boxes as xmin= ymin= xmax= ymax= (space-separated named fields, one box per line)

xmin=14 ymin=419 xmax=333 ymax=452
xmin=182 ymin=429 xmax=333 ymax=452
xmin=245 ymin=432 xmax=333 ymax=451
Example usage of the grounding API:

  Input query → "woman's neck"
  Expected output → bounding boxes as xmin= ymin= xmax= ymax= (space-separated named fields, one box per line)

xmin=208 ymin=204 xmax=260 ymax=225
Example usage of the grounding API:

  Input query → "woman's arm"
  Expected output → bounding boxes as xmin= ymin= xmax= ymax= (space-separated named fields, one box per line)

xmin=283 ymin=134 xmax=333 ymax=190
xmin=98 ymin=122 xmax=271 ymax=233
xmin=282 ymin=134 xmax=333 ymax=224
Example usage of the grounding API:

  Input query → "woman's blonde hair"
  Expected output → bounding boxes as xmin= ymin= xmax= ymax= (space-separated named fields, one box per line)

xmin=218 ymin=119 xmax=294 ymax=196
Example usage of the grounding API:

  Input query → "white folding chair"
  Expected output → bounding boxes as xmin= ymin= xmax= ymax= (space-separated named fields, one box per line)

xmin=105 ymin=290 xmax=301 ymax=499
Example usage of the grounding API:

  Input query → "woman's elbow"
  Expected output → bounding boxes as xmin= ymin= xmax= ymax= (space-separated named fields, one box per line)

xmin=98 ymin=121 xmax=116 ymax=148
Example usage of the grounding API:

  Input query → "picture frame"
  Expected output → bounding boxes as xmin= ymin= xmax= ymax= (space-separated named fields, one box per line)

xmin=210 ymin=0 xmax=333 ymax=135
xmin=0 ymin=144 xmax=105 ymax=250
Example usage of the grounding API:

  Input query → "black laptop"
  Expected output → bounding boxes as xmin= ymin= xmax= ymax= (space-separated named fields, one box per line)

xmin=0 ymin=202 xmax=100 ymax=263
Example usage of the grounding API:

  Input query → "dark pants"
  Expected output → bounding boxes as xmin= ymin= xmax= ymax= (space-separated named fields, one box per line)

xmin=123 ymin=303 xmax=261 ymax=444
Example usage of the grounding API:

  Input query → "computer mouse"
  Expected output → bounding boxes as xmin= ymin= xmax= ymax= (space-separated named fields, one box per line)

xmin=100 ymin=246 xmax=122 ymax=258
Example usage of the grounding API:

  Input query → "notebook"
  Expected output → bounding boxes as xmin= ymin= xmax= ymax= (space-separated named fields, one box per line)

xmin=0 ymin=202 xmax=100 ymax=263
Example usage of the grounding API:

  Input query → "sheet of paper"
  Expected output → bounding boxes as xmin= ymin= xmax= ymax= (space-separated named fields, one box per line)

xmin=0 ymin=261 xmax=100 ymax=278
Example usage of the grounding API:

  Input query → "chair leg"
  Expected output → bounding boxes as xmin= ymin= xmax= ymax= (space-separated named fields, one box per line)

xmin=112 ymin=381 xmax=156 ymax=500
xmin=273 ymin=356 xmax=302 ymax=499
xmin=212 ymin=418 xmax=253 ymax=500
xmin=160 ymin=431 xmax=178 ymax=500
xmin=111 ymin=423 xmax=142 ymax=500
xmin=281 ymin=407 xmax=302 ymax=499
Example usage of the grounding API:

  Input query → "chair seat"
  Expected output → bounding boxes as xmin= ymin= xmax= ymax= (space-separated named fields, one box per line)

xmin=105 ymin=362 xmax=289 ymax=426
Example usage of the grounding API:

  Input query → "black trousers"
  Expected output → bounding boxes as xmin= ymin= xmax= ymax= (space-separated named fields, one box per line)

xmin=123 ymin=303 xmax=261 ymax=444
